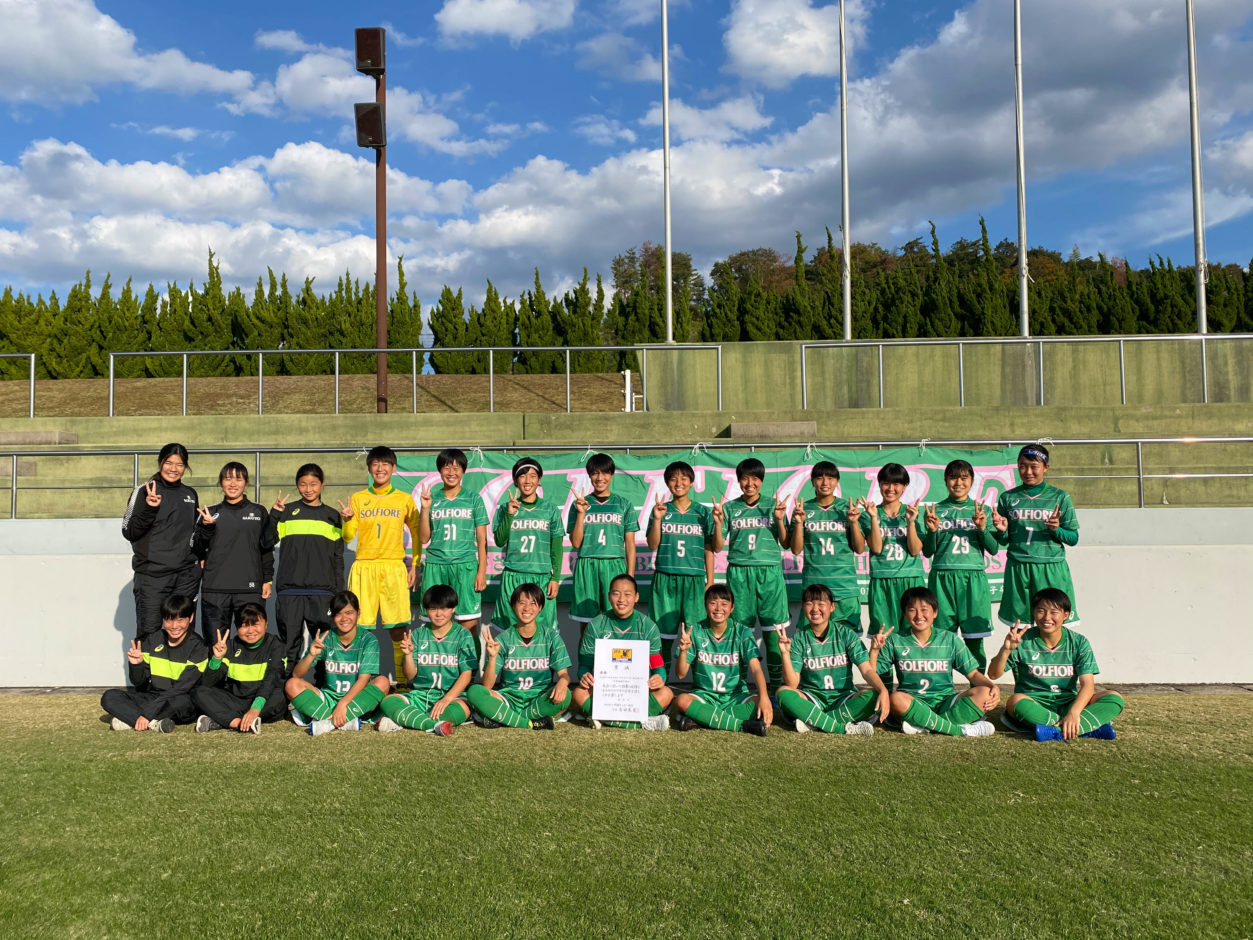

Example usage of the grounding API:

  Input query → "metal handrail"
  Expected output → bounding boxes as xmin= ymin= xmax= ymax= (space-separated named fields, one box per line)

xmin=0 ymin=353 xmax=36 ymax=418
xmin=3 ymin=436 xmax=1249 ymax=518
xmin=106 ymin=344 xmax=725 ymax=417
xmin=799 ymin=332 xmax=1253 ymax=409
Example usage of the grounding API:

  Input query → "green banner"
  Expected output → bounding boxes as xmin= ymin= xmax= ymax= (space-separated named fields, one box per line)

xmin=391 ymin=446 xmax=1020 ymax=604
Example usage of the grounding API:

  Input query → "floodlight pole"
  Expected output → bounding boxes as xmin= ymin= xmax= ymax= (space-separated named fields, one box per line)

xmin=839 ymin=0 xmax=851 ymax=341
xmin=661 ymin=0 xmax=674 ymax=344
xmin=1013 ymin=0 xmax=1029 ymax=338
xmin=374 ymin=69 xmax=388 ymax=411
xmin=1186 ymin=0 xmax=1208 ymax=333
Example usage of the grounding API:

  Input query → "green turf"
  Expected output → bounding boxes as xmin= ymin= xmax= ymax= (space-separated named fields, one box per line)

xmin=1 ymin=694 xmax=1250 ymax=939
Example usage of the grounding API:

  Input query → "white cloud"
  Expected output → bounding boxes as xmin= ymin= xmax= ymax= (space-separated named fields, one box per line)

xmin=640 ymin=96 xmax=772 ymax=143
xmin=435 ymin=0 xmax=577 ymax=43
xmin=254 ymin=30 xmax=344 ymax=57
xmin=573 ymin=115 xmax=637 ymax=146
xmin=724 ymin=0 xmax=871 ymax=88
xmin=576 ymin=31 xmax=662 ymax=82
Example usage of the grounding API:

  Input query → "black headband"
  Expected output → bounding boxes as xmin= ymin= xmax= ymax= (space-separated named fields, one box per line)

xmin=1018 ymin=445 xmax=1050 ymax=466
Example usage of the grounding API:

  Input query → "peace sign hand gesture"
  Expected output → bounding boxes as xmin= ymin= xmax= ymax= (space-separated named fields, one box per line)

xmin=924 ymin=502 xmax=939 ymax=533
xmin=197 ymin=505 xmax=216 ymax=526
xmin=399 ymin=629 xmax=414 ymax=656
xmin=991 ymin=502 xmax=1008 ymax=532
xmin=904 ymin=499 xmax=921 ymax=524
xmin=485 ymin=634 xmax=501 ymax=659
xmin=419 ymin=483 xmax=433 ymax=511
xmin=870 ymin=624 xmax=894 ymax=651
xmin=505 ymin=488 xmax=520 ymax=516
xmin=308 ymin=629 xmax=328 ymax=658
xmin=773 ymin=495 xmax=788 ymax=522
xmin=792 ymin=501 xmax=807 ymax=525
xmin=863 ymin=497 xmax=879 ymax=524
xmin=973 ymin=500 xmax=988 ymax=531
xmin=776 ymin=627 xmax=791 ymax=655
xmin=127 ymin=638 xmax=144 ymax=665
xmin=652 ymin=496 xmax=668 ymax=521
xmin=272 ymin=490 xmax=287 ymax=512
xmin=1002 ymin=621 xmax=1028 ymax=652
xmin=1046 ymin=504 xmax=1062 ymax=531
xmin=336 ymin=498 xmax=354 ymax=521
xmin=711 ymin=495 xmax=725 ymax=525
xmin=846 ymin=499 xmax=862 ymax=525
xmin=574 ymin=486 xmax=590 ymax=515
xmin=677 ymin=622 xmax=693 ymax=654
xmin=144 ymin=480 xmax=162 ymax=507
xmin=212 ymin=629 xmax=229 ymax=659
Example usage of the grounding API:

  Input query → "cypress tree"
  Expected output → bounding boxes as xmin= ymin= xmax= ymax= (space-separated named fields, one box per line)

xmin=920 ymin=224 xmax=959 ymax=337
xmin=429 ymin=285 xmax=468 ymax=374
xmin=388 ymin=260 xmax=424 ymax=375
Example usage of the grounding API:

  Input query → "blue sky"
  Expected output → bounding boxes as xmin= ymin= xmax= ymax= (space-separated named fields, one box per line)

xmin=0 ymin=0 xmax=1250 ymax=308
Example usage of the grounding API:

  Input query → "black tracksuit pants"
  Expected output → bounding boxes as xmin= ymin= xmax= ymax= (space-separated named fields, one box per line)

xmin=100 ymin=689 xmax=197 ymax=726
xmin=191 ymin=687 xmax=288 ymax=727
xmin=134 ymin=567 xmax=202 ymax=641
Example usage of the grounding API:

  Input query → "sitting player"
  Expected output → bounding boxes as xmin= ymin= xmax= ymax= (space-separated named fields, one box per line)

xmin=673 ymin=584 xmax=772 ymax=736
xmin=568 ymin=452 xmax=638 ymax=637
xmin=922 ymin=459 xmax=999 ymax=670
xmin=101 ymin=594 xmax=207 ymax=732
xmin=191 ymin=603 xmax=287 ymax=734
xmin=571 ymin=573 xmax=671 ymax=731
xmin=377 ymin=584 xmax=477 ymax=736
xmin=869 ymin=587 xmax=999 ymax=737
xmin=988 ymin=588 xmax=1124 ymax=741
xmin=286 ymin=590 xmax=389 ymax=736
xmin=993 ymin=444 xmax=1080 ymax=627
xmin=466 ymin=583 xmax=572 ymax=730
xmin=491 ymin=457 xmax=565 ymax=633
xmin=789 ymin=460 xmax=865 ymax=636
xmin=860 ymin=463 xmax=925 ymax=634
xmin=776 ymin=584 xmax=890 ymax=735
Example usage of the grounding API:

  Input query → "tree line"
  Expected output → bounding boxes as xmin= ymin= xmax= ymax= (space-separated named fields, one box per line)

xmin=0 ymin=221 xmax=1249 ymax=381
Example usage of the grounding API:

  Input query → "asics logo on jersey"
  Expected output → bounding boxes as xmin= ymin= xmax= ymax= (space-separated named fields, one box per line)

xmin=803 ymin=652 xmax=849 ymax=669
xmin=1028 ymin=664 xmax=1074 ymax=678
xmin=154 ymin=645 xmax=164 ymax=652
xmin=661 ymin=522 xmax=704 ymax=535
xmin=505 ymin=656 xmax=551 ymax=671
xmin=898 ymin=659 xmax=948 ymax=672
xmin=697 ymin=650 xmax=739 ymax=666
xmin=292 ymin=508 xmax=301 ymax=516
xmin=512 ymin=518 xmax=550 ymax=531
xmin=414 ymin=652 xmax=459 ymax=667
xmin=324 ymin=660 xmax=361 ymax=675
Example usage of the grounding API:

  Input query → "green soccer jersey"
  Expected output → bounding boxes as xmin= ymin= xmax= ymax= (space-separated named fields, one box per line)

xmin=791 ymin=498 xmax=859 ymax=597
xmin=568 ymin=493 xmax=639 ymax=560
xmin=876 ymin=629 xmax=977 ymax=700
xmin=683 ymin=620 xmax=759 ymax=697
xmin=790 ymin=622 xmax=868 ymax=695
xmin=725 ymin=497 xmax=784 ymax=567
xmin=578 ymin=610 xmax=664 ymax=679
xmin=494 ymin=625 xmax=572 ymax=694
xmin=493 ymin=498 xmax=566 ymax=575
xmin=1005 ymin=627 xmax=1097 ymax=703
xmin=653 ymin=501 xmax=715 ymax=577
xmin=859 ymin=509 xmax=925 ymax=579
xmin=313 ymin=629 xmax=380 ymax=695
xmin=425 ymin=489 xmax=489 ymax=564
xmin=995 ymin=482 xmax=1079 ymax=564
xmin=410 ymin=624 xmax=478 ymax=694
xmin=923 ymin=498 xmax=999 ymax=571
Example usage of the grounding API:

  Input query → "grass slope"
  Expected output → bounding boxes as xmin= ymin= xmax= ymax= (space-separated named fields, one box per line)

xmin=1 ymin=693 xmax=1250 ymax=939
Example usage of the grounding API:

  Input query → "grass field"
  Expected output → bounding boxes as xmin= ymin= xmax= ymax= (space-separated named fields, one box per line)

xmin=2 ymin=693 xmax=1251 ymax=939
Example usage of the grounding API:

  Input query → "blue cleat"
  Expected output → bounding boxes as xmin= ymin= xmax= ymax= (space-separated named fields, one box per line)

xmin=1081 ymin=723 xmax=1116 ymax=740
xmin=1034 ymin=723 xmax=1063 ymax=742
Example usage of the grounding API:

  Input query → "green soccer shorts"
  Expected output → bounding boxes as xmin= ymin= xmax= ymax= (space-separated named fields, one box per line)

xmin=571 ymin=556 xmax=630 ymax=622
xmin=726 ymin=564 xmax=790 ymax=630
xmin=650 ymin=571 xmax=707 ymax=639
xmin=998 ymin=560 xmax=1079 ymax=627
xmin=399 ymin=686 xmax=468 ymax=713
xmin=794 ymin=589 xmax=862 ymax=635
xmin=929 ymin=569 xmax=993 ymax=638
xmin=498 ymin=685 xmax=570 ymax=714
xmin=418 ymin=560 xmax=482 ymax=621
xmin=687 ymin=690 xmax=756 ymax=711
xmin=868 ymin=576 xmax=927 ymax=634
xmin=493 ymin=568 xmax=558 ymax=631
xmin=911 ymin=691 xmax=985 ymax=725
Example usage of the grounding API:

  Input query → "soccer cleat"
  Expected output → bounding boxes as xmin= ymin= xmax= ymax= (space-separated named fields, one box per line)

xmin=1034 ymin=723 xmax=1064 ymax=742
xmin=588 ymin=717 xmax=603 ymax=730
xmin=641 ymin=714 xmax=669 ymax=732
xmin=901 ymin=720 xmax=929 ymax=735
xmin=376 ymin=716 xmax=402 ymax=733
xmin=1000 ymin=711 xmax=1031 ymax=733
xmin=741 ymin=718 xmax=769 ymax=737
xmin=194 ymin=715 xmax=222 ymax=733
xmin=477 ymin=715 xmax=506 ymax=729
xmin=429 ymin=721 xmax=454 ymax=737
xmin=530 ymin=716 xmax=555 ymax=731
xmin=1081 ymin=723 xmax=1116 ymax=740
xmin=340 ymin=719 xmax=361 ymax=732
xmin=110 ymin=718 xmax=132 ymax=731
xmin=289 ymin=705 xmax=310 ymax=728
xmin=845 ymin=721 xmax=875 ymax=736
xmin=793 ymin=719 xmax=811 ymax=734
xmin=673 ymin=713 xmax=697 ymax=732
xmin=309 ymin=719 xmax=334 ymax=737
xmin=555 ymin=712 xmax=572 ymax=723
xmin=243 ymin=716 xmax=261 ymax=735
xmin=960 ymin=721 xmax=996 ymax=737
xmin=148 ymin=717 xmax=175 ymax=734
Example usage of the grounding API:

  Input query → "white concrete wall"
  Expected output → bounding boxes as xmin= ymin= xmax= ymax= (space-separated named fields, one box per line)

xmin=1 ymin=510 xmax=1248 ymax=686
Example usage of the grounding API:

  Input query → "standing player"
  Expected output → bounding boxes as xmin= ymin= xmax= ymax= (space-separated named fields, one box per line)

xmin=571 ymin=574 xmax=671 ymax=731
xmin=101 ymin=595 xmax=208 ymax=732
xmin=417 ymin=448 xmax=489 ymax=654
xmin=859 ymin=463 xmax=926 ymax=634
xmin=192 ymin=462 xmax=275 ymax=646
xmin=192 ymin=603 xmax=287 ymax=734
xmin=340 ymin=445 xmax=420 ymax=689
xmin=869 ymin=587 xmax=998 ymax=737
xmin=377 ymin=584 xmax=477 ymax=736
xmin=922 ymin=459 xmax=999 ymax=670
xmin=568 ymin=452 xmax=638 ymax=637
xmin=646 ymin=460 xmax=723 ymax=671
xmin=776 ymin=584 xmax=889 ymax=735
xmin=988 ymin=588 xmax=1124 ymax=741
xmin=122 ymin=443 xmax=201 ymax=641
xmin=789 ymin=460 xmax=865 ymax=636
xmin=267 ymin=464 xmax=346 ymax=678
xmin=466 ymin=583 xmax=572 ymax=730
xmin=286 ymin=591 xmax=389 ymax=735
xmin=672 ymin=585 xmax=772 ymax=736
xmin=491 ymin=457 xmax=565 ymax=633
xmin=721 ymin=458 xmax=790 ymax=689
xmin=993 ymin=444 xmax=1080 ymax=626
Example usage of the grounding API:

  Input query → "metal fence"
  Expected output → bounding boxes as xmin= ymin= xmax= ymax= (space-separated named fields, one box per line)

xmin=2 ymin=436 xmax=1250 ymax=519
xmin=0 ymin=353 xmax=36 ymax=418
xmin=106 ymin=344 xmax=726 ymax=416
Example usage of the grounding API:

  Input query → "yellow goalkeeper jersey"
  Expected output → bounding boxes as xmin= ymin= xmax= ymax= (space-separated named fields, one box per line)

xmin=341 ymin=484 xmax=419 ymax=562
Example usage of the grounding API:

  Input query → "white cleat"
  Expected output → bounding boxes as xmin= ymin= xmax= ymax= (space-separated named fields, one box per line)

xmin=901 ymin=720 xmax=929 ymax=735
xmin=376 ymin=716 xmax=402 ymax=733
xmin=845 ymin=721 xmax=875 ymax=736
xmin=589 ymin=717 xmax=603 ymax=730
xmin=793 ymin=719 xmax=810 ymax=734
xmin=960 ymin=720 xmax=996 ymax=738
xmin=641 ymin=714 xmax=669 ymax=732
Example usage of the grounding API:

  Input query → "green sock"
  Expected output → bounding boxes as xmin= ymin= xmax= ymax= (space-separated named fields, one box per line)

xmin=777 ymin=688 xmax=845 ymax=733
xmin=380 ymin=696 xmax=469 ymax=731
xmin=531 ymin=688 xmax=572 ymax=719
xmin=840 ymin=689 xmax=878 ymax=723
xmin=466 ymin=685 xmax=530 ymax=728
xmin=964 ymin=638 xmax=987 ymax=671
xmin=579 ymin=695 xmax=594 ymax=717
xmin=344 ymin=683 xmax=384 ymax=719
xmin=903 ymin=698 xmax=961 ymax=736
xmin=1011 ymin=696 xmax=1060 ymax=727
xmin=762 ymin=630 xmax=783 ymax=688
xmin=684 ymin=698 xmax=740 ymax=731
xmin=292 ymin=688 xmax=333 ymax=721
xmin=466 ymin=624 xmax=482 ymax=664
xmin=660 ymin=638 xmax=674 ymax=674
xmin=1079 ymin=693 xmax=1125 ymax=733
